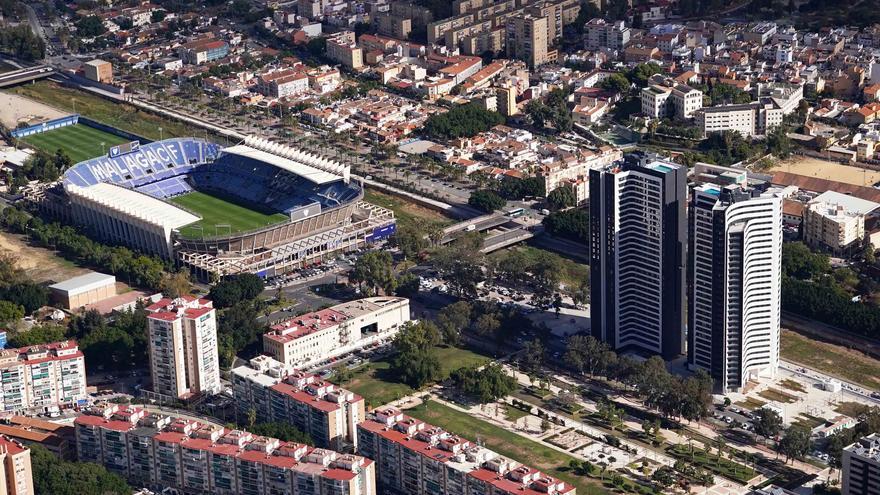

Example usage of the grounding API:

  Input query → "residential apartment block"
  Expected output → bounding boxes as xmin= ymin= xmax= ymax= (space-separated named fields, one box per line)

xmin=231 ymin=355 xmax=365 ymax=451
xmin=357 ymin=406 xmax=576 ymax=495
xmin=589 ymin=158 xmax=687 ymax=360
xmin=258 ymin=70 xmax=310 ymax=99
xmin=327 ymin=31 xmax=363 ymax=70
xmin=843 ymin=433 xmax=880 ymax=495
xmin=641 ymin=77 xmax=703 ymax=120
xmin=803 ymin=191 xmax=879 ymax=257
xmin=178 ymin=39 xmax=229 ymax=65
xmin=0 ymin=436 xmax=33 ymax=495
xmin=506 ymin=14 xmax=551 ymax=68
xmin=583 ymin=19 xmax=630 ymax=51
xmin=689 ymin=176 xmax=782 ymax=393
xmin=146 ymin=296 xmax=221 ymax=400
xmin=263 ymin=297 xmax=410 ymax=369
xmin=74 ymin=403 xmax=375 ymax=495
xmin=0 ymin=341 xmax=87 ymax=414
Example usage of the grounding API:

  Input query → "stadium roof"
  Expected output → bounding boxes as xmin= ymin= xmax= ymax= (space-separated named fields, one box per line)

xmin=222 ymin=145 xmax=343 ymax=184
xmin=240 ymin=136 xmax=350 ymax=183
xmin=66 ymin=182 xmax=201 ymax=231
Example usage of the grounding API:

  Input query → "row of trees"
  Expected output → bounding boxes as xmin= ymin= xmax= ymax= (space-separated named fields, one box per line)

xmin=542 ymin=208 xmax=589 ymax=244
xmin=5 ymin=149 xmax=72 ymax=192
xmin=0 ymin=25 xmax=45 ymax=61
xmin=7 ymin=307 xmax=151 ymax=372
xmin=423 ymin=103 xmax=505 ymax=140
xmin=0 ymin=207 xmax=168 ymax=290
xmin=782 ymin=242 xmax=880 ymax=339
xmin=468 ymin=189 xmax=506 ymax=212
xmin=562 ymin=335 xmax=714 ymax=422
xmin=31 ymin=444 xmax=130 ymax=495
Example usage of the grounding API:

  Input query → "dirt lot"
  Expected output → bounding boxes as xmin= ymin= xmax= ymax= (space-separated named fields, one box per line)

xmin=0 ymin=232 xmax=88 ymax=284
xmin=772 ymin=156 xmax=880 ymax=186
xmin=0 ymin=91 xmax=69 ymax=129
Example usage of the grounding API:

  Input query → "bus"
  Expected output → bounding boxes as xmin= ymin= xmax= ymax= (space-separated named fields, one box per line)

xmin=505 ymin=207 xmax=525 ymax=218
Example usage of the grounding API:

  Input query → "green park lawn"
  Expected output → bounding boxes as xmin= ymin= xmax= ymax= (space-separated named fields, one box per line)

xmin=345 ymin=345 xmax=491 ymax=408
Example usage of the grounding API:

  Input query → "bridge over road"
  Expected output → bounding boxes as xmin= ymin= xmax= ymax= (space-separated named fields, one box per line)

xmin=0 ymin=65 xmax=54 ymax=88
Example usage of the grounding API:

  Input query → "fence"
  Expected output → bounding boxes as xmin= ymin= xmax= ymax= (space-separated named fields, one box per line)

xmin=10 ymin=114 xmax=79 ymax=138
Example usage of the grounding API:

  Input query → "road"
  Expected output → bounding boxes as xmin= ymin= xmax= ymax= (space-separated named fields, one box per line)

xmin=21 ymin=2 xmax=52 ymax=57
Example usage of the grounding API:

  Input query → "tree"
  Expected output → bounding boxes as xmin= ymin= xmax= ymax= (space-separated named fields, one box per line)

xmin=7 ymin=324 xmax=66 ymax=348
xmin=778 ymin=426 xmax=811 ymax=463
xmin=468 ymin=190 xmax=506 ymax=212
xmin=1 ymin=281 xmax=48 ymax=313
xmin=547 ymin=187 xmax=576 ymax=211
xmin=249 ymin=422 xmax=312 ymax=444
xmin=767 ymin=126 xmax=792 ymax=158
xmin=0 ymin=300 xmax=24 ymax=324
xmin=159 ymin=269 xmax=192 ymax=298
xmin=208 ymin=273 xmax=265 ymax=308
xmin=628 ymin=63 xmax=663 ymax=87
xmin=599 ymin=72 xmax=631 ymax=95
xmin=543 ymin=208 xmax=589 ymax=244
xmin=753 ymin=408 xmax=783 ymax=443
xmin=0 ymin=25 xmax=46 ymax=60
xmin=75 ymin=15 xmax=107 ymax=37
xmin=519 ymin=339 xmax=545 ymax=373
xmin=351 ymin=250 xmax=396 ymax=295
xmin=437 ymin=301 xmax=471 ymax=345
xmin=391 ymin=321 xmax=442 ymax=388
xmin=150 ymin=9 xmax=167 ymax=23
xmin=423 ymin=103 xmax=505 ymax=139
xmin=449 ymin=363 xmax=516 ymax=403
xmin=30 ymin=444 xmax=131 ymax=495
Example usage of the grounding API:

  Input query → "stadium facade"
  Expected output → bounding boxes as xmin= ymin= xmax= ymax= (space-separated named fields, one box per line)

xmin=57 ymin=136 xmax=395 ymax=279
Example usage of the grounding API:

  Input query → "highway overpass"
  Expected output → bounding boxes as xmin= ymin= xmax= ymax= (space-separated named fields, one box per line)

xmin=0 ymin=66 xmax=54 ymax=88
xmin=440 ymin=213 xmax=513 ymax=244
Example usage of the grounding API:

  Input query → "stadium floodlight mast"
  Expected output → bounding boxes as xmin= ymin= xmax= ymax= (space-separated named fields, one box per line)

xmin=159 ymin=127 xmax=164 ymax=141
xmin=100 ymin=141 xmax=105 ymax=155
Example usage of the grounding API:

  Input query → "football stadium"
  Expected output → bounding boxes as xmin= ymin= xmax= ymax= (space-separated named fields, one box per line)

xmin=58 ymin=135 xmax=396 ymax=279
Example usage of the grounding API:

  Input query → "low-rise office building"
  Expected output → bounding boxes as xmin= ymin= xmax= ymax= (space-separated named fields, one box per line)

xmin=49 ymin=272 xmax=116 ymax=310
xmin=75 ymin=403 xmax=376 ymax=495
xmin=263 ymin=297 xmax=410 ymax=369
xmin=231 ymin=355 xmax=365 ymax=451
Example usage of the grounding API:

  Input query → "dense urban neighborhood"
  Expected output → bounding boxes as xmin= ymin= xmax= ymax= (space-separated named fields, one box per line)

xmin=2 ymin=0 xmax=880 ymax=494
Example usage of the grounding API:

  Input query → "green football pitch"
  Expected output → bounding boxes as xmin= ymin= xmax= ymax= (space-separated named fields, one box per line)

xmin=169 ymin=191 xmax=289 ymax=238
xmin=23 ymin=124 xmax=129 ymax=164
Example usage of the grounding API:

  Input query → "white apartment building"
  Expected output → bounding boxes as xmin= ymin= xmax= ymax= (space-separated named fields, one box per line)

xmin=641 ymin=80 xmax=703 ymax=120
xmin=75 ymin=403 xmax=376 ymax=495
xmin=258 ymin=70 xmax=309 ymax=99
xmin=589 ymin=159 xmax=687 ymax=360
xmin=843 ymin=433 xmax=880 ymax=495
xmin=689 ymin=182 xmax=782 ymax=393
xmin=263 ymin=297 xmax=410 ymax=369
xmin=583 ymin=18 xmax=630 ymax=50
xmin=0 ymin=341 xmax=87 ymax=414
xmin=697 ymin=103 xmax=758 ymax=137
xmin=231 ymin=355 xmax=366 ymax=450
xmin=539 ymin=147 xmax=622 ymax=196
xmin=803 ymin=191 xmax=880 ymax=257
xmin=146 ymin=296 xmax=221 ymax=400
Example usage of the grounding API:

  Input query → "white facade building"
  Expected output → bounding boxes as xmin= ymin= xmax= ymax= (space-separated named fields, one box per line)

xmin=146 ymin=296 xmax=221 ymax=400
xmin=689 ymin=183 xmax=782 ymax=393
xmin=263 ymin=297 xmax=410 ymax=368
xmin=583 ymin=18 xmax=630 ymax=50
xmin=803 ymin=190 xmax=880 ymax=257
xmin=0 ymin=341 xmax=87 ymax=414
xmin=641 ymin=79 xmax=703 ymax=120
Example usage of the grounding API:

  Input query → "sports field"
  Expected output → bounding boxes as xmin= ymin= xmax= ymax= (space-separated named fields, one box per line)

xmin=23 ymin=124 xmax=128 ymax=163
xmin=170 ymin=191 xmax=289 ymax=238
